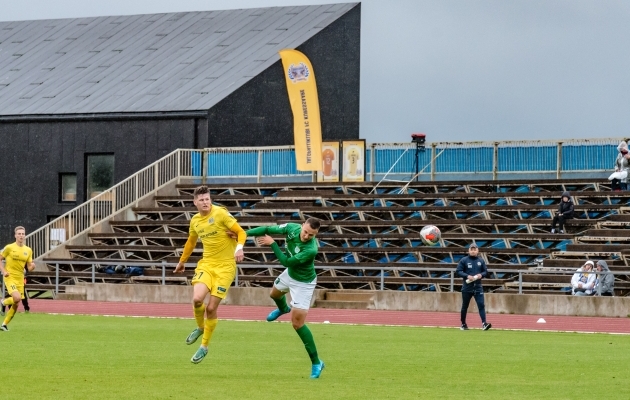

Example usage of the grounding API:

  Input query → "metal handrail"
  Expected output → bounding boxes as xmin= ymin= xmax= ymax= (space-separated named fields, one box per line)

xmin=31 ymin=260 xmax=626 ymax=295
xmin=25 ymin=149 xmax=202 ymax=259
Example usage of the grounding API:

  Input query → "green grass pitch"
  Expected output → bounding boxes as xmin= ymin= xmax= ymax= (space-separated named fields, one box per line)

xmin=2 ymin=313 xmax=628 ymax=399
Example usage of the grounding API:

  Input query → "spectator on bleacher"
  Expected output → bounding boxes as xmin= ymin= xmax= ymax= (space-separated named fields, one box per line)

xmin=570 ymin=261 xmax=596 ymax=296
xmin=550 ymin=191 xmax=574 ymax=234
xmin=609 ymin=141 xmax=630 ymax=191
xmin=593 ymin=260 xmax=614 ymax=296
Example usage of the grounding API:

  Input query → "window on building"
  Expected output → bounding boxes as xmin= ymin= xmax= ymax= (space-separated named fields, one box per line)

xmin=86 ymin=154 xmax=114 ymax=199
xmin=60 ymin=173 xmax=77 ymax=202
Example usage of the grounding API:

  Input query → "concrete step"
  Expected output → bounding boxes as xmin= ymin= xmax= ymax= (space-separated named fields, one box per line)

xmin=56 ymin=293 xmax=87 ymax=301
xmin=65 ymin=286 xmax=88 ymax=295
xmin=325 ymin=291 xmax=374 ymax=302
xmin=313 ymin=300 xmax=371 ymax=309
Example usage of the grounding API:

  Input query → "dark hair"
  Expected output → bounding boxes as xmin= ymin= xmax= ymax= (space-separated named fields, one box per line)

xmin=305 ymin=218 xmax=321 ymax=230
xmin=193 ymin=185 xmax=210 ymax=199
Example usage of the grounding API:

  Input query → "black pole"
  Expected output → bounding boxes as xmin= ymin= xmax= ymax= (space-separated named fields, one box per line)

xmin=415 ymin=141 xmax=420 ymax=182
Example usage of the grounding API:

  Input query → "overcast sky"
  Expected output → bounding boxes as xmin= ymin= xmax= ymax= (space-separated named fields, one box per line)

xmin=2 ymin=0 xmax=629 ymax=144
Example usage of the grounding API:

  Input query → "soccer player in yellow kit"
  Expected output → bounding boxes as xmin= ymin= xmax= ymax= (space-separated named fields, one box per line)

xmin=0 ymin=226 xmax=34 ymax=331
xmin=174 ymin=186 xmax=246 ymax=364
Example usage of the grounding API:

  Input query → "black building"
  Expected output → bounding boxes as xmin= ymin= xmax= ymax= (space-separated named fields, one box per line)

xmin=0 ymin=4 xmax=360 ymax=243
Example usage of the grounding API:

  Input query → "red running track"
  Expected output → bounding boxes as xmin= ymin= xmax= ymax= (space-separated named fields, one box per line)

xmin=25 ymin=299 xmax=630 ymax=334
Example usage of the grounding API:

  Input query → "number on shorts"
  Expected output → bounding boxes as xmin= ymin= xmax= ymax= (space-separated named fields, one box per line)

xmin=193 ymin=271 xmax=204 ymax=280
xmin=10 ymin=284 xmax=17 ymax=291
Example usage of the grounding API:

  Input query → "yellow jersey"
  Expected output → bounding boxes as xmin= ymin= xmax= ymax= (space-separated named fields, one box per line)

xmin=2 ymin=242 xmax=33 ymax=279
xmin=189 ymin=205 xmax=238 ymax=262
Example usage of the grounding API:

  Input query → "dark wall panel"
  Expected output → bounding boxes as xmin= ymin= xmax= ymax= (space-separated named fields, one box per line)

xmin=207 ymin=4 xmax=361 ymax=147
xmin=0 ymin=118 xmax=195 ymax=244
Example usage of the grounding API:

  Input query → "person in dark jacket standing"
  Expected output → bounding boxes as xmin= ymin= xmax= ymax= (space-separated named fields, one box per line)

xmin=551 ymin=191 xmax=574 ymax=234
xmin=456 ymin=243 xmax=491 ymax=331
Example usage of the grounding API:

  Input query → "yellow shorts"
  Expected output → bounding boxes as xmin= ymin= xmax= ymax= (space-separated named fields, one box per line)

xmin=4 ymin=279 xmax=24 ymax=299
xmin=191 ymin=260 xmax=236 ymax=299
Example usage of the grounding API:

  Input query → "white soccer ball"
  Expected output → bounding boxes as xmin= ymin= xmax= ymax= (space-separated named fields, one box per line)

xmin=420 ymin=225 xmax=441 ymax=246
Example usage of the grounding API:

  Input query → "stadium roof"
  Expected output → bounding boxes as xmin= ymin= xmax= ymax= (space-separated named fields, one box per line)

xmin=0 ymin=3 xmax=357 ymax=116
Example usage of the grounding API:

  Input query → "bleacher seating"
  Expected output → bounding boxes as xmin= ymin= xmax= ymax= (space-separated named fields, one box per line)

xmin=30 ymin=179 xmax=630 ymax=298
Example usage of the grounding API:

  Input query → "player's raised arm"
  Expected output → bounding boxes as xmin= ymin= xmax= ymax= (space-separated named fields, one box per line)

xmin=246 ymin=224 xmax=289 ymax=237
xmin=175 ymin=233 xmax=198 ymax=273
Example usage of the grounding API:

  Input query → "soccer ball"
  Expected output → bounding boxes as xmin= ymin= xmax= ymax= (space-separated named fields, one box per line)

xmin=420 ymin=225 xmax=441 ymax=246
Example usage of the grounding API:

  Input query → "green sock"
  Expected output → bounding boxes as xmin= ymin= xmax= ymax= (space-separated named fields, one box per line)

xmin=273 ymin=296 xmax=291 ymax=313
xmin=295 ymin=325 xmax=320 ymax=365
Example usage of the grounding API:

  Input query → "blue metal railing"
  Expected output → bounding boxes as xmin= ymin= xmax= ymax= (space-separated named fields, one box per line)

xmin=498 ymin=145 xmax=557 ymax=172
xmin=561 ymin=144 xmax=617 ymax=171
xmin=202 ymin=138 xmax=624 ymax=182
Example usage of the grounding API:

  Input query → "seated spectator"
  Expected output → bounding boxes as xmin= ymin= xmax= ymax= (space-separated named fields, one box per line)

xmin=593 ymin=260 xmax=614 ymax=296
xmin=551 ymin=191 xmax=574 ymax=234
xmin=608 ymin=141 xmax=630 ymax=191
xmin=571 ymin=261 xmax=596 ymax=296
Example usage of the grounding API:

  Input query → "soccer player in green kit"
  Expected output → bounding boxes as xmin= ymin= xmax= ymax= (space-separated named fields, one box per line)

xmin=246 ymin=218 xmax=324 ymax=379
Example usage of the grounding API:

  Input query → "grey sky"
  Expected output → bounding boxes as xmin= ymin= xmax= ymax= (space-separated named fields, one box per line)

xmin=2 ymin=0 xmax=629 ymax=144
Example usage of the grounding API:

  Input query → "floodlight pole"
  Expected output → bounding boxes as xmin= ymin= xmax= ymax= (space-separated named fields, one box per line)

xmin=411 ymin=133 xmax=426 ymax=182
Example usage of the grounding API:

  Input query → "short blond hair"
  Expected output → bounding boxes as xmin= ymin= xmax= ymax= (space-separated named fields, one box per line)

xmin=14 ymin=226 xmax=25 ymax=233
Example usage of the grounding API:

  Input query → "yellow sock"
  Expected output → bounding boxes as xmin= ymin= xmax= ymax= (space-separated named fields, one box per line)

xmin=201 ymin=318 xmax=218 ymax=347
xmin=2 ymin=297 xmax=14 ymax=307
xmin=193 ymin=304 xmax=205 ymax=329
xmin=3 ymin=304 xmax=18 ymax=326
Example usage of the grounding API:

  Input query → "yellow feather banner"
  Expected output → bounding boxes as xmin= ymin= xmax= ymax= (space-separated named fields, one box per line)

xmin=279 ymin=49 xmax=323 ymax=171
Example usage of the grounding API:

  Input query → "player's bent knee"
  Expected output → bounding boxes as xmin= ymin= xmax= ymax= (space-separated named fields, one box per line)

xmin=192 ymin=299 xmax=204 ymax=308
xmin=292 ymin=321 xmax=305 ymax=330
xmin=205 ymin=303 xmax=218 ymax=315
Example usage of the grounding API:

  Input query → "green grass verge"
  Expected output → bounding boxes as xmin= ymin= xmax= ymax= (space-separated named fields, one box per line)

xmin=1 ymin=313 xmax=628 ymax=399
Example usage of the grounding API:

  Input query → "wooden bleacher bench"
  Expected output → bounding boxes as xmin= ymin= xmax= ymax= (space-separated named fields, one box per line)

xmin=504 ymin=282 xmax=570 ymax=289
xmin=295 ymin=204 xmax=620 ymax=212
xmin=542 ymin=258 xmax=624 ymax=267
xmin=154 ymin=195 xmax=265 ymax=201
xmin=316 ymin=232 xmax=573 ymax=240
xmin=25 ymin=284 xmax=65 ymax=291
xmin=129 ymin=276 xmax=189 ymax=284
xmin=253 ymin=202 xmax=314 ymax=210
xmin=274 ymin=190 xmax=337 ymax=198
xmin=552 ymin=250 xmax=622 ymax=258
xmin=494 ymin=289 xmax=570 ymax=295
xmin=582 ymin=229 xmax=630 ymax=237
xmin=607 ymin=215 xmax=630 ymax=222
xmin=89 ymin=232 xmax=189 ymax=239
xmin=566 ymin=244 xmax=630 ymax=252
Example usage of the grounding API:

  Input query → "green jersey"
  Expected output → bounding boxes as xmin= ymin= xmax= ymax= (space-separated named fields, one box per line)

xmin=246 ymin=223 xmax=318 ymax=283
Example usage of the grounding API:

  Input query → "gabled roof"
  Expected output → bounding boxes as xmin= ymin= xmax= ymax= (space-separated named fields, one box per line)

xmin=0 ymin=3 xmax=357 ymax=116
